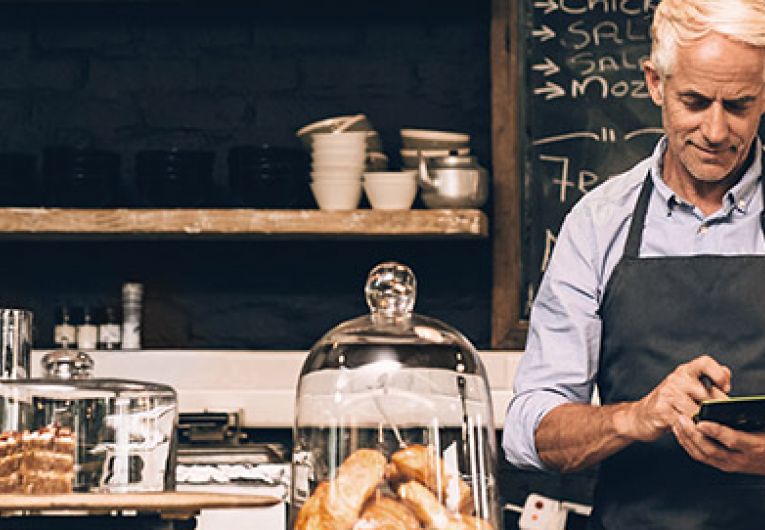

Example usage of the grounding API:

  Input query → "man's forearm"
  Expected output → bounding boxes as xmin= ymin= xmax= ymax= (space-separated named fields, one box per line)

xmin=535 ymin=401 xmax=638 ymax=473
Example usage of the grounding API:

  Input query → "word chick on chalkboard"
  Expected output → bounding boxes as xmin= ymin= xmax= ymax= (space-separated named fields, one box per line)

xmin=519 ymin=0 xmax=662 ymax=317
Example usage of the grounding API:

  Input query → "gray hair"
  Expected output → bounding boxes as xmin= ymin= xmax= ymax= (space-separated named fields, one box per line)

xmin=651 ymin=0 xmax=765 ymax=77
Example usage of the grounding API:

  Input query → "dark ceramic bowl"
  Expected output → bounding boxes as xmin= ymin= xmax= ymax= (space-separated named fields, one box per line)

xmin=43 ymin=147 xmax=120 ymax=207
xmin=0 ymin=153 xmax=40 ymax=206
xmin=135 ymin=150 xmax=215 ymax=208
xmin=228 ymin=145 xmax=309 ymax=208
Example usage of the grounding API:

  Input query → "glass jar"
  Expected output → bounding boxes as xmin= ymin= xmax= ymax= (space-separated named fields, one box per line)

xmin=291 ymin=262 xmax=498 ymax=530
xmin=0 ymin=348 xmax=177 ymax=494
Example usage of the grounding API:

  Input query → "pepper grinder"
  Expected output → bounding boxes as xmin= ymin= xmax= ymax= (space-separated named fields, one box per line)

xmin=122 ymin=283 xmax=143 ymax=350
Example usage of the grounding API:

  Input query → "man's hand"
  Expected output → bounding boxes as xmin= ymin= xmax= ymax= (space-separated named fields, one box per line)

xmin=673 ymin=416 xmax=765 ymax=475
xmin=618 ymin=355 xmax=730 ymax=442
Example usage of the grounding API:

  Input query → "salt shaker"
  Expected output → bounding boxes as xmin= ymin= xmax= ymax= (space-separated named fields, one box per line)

xmin=98 ymin=306 xmax=122 ymax=350
xmin=77 ymin=306 xmax=98 ymax=350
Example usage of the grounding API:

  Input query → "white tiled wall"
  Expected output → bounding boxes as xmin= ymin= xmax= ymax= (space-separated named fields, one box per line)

xmin=31 ymin=350 xmax=522 ymax=428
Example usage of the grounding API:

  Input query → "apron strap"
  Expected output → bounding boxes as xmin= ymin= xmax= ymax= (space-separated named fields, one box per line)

xmin=760 ymin=173 xmax=765 ymax=235
xmin=623 ymin=171 xmax=653 ymax=259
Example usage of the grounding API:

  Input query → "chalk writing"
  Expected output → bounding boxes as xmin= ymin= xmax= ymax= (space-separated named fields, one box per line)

xmin=520 ymin=0 xmax=660 ymax=315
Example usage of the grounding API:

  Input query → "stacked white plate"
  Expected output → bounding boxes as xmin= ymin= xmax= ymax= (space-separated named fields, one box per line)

xmin=309 ymin=131 xmax=368 ymax=211
xmin=400 ymin=129 xmax=471 ymax=168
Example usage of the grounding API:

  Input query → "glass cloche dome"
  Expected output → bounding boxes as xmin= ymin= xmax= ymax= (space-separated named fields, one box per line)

xmin=291 ymin=262 xmax=498 ymax=530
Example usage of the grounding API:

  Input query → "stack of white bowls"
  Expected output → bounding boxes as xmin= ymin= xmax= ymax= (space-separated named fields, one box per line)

xmin=362 ymin=170 xmax=418 ymax=210
xmin=400 ymin=129 xmax=471 ymax=168
xmin=309 ymin=131 xmax=368 ymax=211
xmin=297 ymin=114 xmax=388 ymax=171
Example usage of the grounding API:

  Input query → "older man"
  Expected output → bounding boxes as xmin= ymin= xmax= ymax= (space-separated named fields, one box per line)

xmin=504 ymin=0 xmax=765 ymax=527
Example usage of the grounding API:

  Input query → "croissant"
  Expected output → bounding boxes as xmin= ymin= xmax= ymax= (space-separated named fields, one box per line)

xmin=354 ymin=496 xmax=422 ymax=530
xmin=397 ymin=480 xmax=452 ymax=529
xmin=391 ymin=445 xmax=473 ymax=514
xmin=294 ymin=482 xmax=334 ymax=530
xmin=322 ymin=448 xmax=388 ymax=529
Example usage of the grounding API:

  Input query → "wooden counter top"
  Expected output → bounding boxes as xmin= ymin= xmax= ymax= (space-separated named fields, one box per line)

xmin=0 ymin=491 xmax=281 ymax=515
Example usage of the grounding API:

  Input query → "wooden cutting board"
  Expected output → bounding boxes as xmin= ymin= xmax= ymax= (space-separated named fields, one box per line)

xmin=0 ymin=492 xmax=281 ymax=512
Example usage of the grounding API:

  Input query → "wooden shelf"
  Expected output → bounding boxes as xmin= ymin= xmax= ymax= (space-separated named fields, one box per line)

xmin=0 ymin=208 xmax=488 ymax=240
xmin=0 ymin=492 xmax=280 ymax=517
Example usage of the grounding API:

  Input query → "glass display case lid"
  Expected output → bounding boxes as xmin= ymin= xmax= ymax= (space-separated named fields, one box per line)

xmin=301 ymin=262 xmax=482 ymax=376
xmin=0 ymin=347 xmax=175 ymax=400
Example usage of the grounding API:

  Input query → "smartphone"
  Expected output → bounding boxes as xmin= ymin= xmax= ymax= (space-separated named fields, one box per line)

xmin=693 ymin=396 xmax=765 ymax=432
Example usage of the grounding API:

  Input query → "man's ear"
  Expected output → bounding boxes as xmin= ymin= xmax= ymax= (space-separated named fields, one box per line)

xmin=643 ymin=60 xmax=664 ymax=106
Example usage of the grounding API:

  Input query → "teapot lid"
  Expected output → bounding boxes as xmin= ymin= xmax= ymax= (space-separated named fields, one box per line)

xmin=427 ymin=153 xmax=479 ymax=168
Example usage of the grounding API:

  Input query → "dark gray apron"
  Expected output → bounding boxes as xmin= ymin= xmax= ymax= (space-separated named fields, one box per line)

xmin=591 ymin=172 xmax=765 ymax=529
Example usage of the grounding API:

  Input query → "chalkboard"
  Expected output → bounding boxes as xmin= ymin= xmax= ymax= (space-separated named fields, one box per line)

xmin=519 ymin=0 xmax=661 ymax=317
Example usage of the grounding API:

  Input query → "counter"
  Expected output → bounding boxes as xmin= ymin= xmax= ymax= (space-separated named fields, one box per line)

xmin=31 ymin=350 xmax=521 ymax=428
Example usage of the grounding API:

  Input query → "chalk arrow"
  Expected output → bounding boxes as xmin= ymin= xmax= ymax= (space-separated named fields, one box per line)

xmin=532 ymin=25 xmax=556 ymax=42
xmin=532 ymin=57 xmax=560 ymax=77
xmin=533 ymin=81 xmax=565 ymax=100
xmin=533 ymin=0 xmax=559 ymax=15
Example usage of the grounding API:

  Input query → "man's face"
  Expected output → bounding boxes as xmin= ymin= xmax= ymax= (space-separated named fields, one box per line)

xmin=644 ymin=33 xmax=765 ymax=184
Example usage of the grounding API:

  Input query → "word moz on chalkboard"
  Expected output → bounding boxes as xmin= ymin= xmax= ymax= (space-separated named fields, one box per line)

xmin=520 ymin=0 xmax=661 ymax=316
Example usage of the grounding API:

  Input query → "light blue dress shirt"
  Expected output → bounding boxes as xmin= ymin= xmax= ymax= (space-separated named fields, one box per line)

xmin=503 ymin=137 xmax=765 ymax=470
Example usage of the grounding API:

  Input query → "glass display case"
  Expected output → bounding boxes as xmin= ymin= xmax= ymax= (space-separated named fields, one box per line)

xmin=292 ymin=262 xmax=498 ymax=529
xmin=0 ymin=348 xmax=177 ymax=494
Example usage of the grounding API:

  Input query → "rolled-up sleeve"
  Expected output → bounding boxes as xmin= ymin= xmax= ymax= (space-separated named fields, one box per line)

xmin=503 ymin=202 xmax=605 ymax=470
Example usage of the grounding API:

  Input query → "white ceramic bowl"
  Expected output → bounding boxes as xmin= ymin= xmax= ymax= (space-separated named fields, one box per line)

xmin=363 ymin=176 xmax=418 ymax=210
xmin=363 ymin=170 xmax=417 ymax=182
xmin=297 ymin=114 xmax=373 ymax=148
xmin=311 ymin=162 xmax=366 ymax=174
xmin=311 ymin=171 xmax=363 ymax=181
xmin=310 ymin=179 xmax=362 ymax=211
xmin=400 ymin=147 xmax=471 ymax=168
xmin=400 ymin=128 xmax=471 ymax=151
xmin=366 ymin=151 xmax=389 ymax=170
xmin=311 ymin=149 xmax=367 ymax=166
xmin=310 ymin=131 xmax=369 ymax=148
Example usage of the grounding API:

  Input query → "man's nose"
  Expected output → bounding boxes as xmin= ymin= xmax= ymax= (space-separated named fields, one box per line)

xmin=701 ymin=102 xmax=729 ymax=145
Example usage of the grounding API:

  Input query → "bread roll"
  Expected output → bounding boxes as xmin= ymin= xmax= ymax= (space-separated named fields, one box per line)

xmin=391 ymin=444 xmax=473 ymax=513
xmin=397 ymin=480 xmax=451 ymax=529
xmin=354 ymin=496 xmax=422 ymax=530
xmin=323 ymin=448 xmax=388 ymax=529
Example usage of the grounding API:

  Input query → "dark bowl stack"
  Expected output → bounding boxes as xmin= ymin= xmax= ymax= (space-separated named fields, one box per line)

xmin=228 ymin=145 xmax=309 ymax=208
xmin=135 ymin=150 xmax=215 ymax=208
xmin=0 ymin=153 xmax=40 ymax=206
xmin=43 ymin=147 xmax=121 ymax=208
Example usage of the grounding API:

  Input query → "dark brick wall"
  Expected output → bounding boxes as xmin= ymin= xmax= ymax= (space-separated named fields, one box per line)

xmin=0 ymin=1 xmax=493 ymax=350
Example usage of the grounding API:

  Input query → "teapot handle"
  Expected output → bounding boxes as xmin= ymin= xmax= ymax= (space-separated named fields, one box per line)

xmin=417 ymin=151 xmax=438 ymax=190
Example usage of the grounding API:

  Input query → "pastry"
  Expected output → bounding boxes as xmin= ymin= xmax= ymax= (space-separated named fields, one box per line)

xmin=0 ymin=426 xmax=75 ymax=494
xmin=391 ymin=444 xmax=473 ymax=513
xmin=354 ymin=496 xmax=422 ymax=529
xmin=442 ymin=514 xmax=495 ymax=530
xmin=397 ymin=480 xmax=451 ymax=529
xmin=0 ymin=432 xmax=22 ymax=477
xmin=295 ymin=482 xmax=335 ymax=530
xmin=323 ymin=448 xmax=388 ymax=529
xmin=297 ymin=449 xmax=388 ymax=530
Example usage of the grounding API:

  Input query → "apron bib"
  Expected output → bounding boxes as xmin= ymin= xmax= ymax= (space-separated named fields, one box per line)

xmin=592 ymin=173 xmax=765 ymax=529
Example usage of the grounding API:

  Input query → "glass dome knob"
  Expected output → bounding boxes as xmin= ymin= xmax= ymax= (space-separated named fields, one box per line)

xmin=42 ymin=348 xmax=94 ymax=380
xmin=364 ymin=262 xmax=417 ymax=319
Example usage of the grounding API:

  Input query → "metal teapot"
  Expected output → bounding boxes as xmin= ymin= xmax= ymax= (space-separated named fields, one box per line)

xmin=418 ymin=152 xmax=489 ymax=208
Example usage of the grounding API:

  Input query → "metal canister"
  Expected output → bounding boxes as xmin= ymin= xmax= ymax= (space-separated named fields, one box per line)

xmin=0 ymin=308 xmax=33 ymax=379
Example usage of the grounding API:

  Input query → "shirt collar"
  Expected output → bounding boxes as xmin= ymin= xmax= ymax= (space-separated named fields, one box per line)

xmin=649 ymin=136 xmax=763 ymax=214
